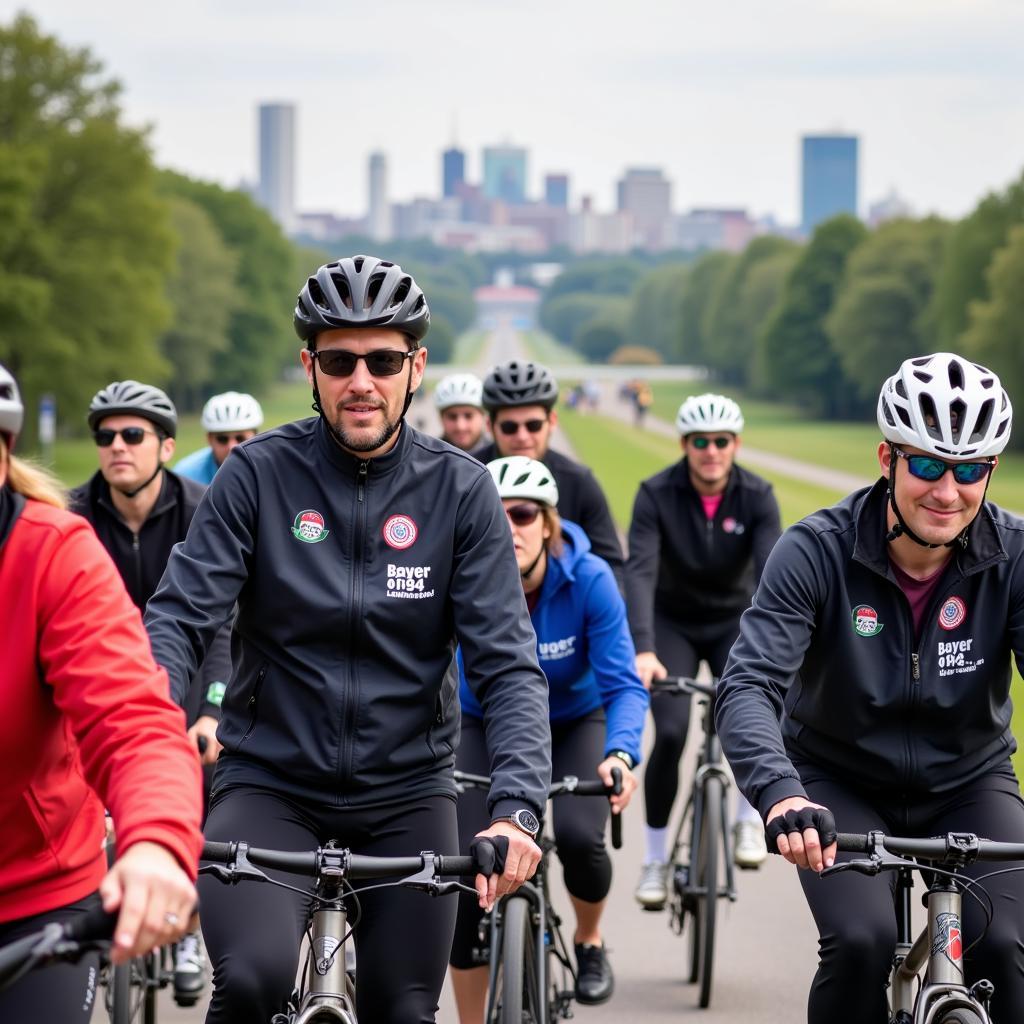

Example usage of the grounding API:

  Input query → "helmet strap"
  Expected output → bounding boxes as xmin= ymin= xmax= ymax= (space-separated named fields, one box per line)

xmin=520 ymin=545 xmax=546 ymax=583
xmin=115 ymin=460 xmax=164 ymax=500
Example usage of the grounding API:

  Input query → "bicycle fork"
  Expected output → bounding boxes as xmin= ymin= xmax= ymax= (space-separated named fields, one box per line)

xmin=290 ymin=881 xmax=357 ymax=1024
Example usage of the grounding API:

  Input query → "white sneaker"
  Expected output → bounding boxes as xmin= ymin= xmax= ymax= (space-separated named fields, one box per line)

xmin=173 ymin=930 xmax=206 ymax=1005
xmin=733 ymin=820 xmax=768 ymax=869
xmin=634 ymin=861 xmax=669 ymax=909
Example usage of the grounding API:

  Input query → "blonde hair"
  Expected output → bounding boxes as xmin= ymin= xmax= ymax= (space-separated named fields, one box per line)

xmin=541 ymin=505 xmax=565 ymax=559
xmin=0 ymin=437 xmax=67 ymax=510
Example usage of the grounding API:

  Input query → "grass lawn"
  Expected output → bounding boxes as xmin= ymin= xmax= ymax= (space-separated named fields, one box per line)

xmin=449 ymin=330 xmax=489 ymax=368
xmin=521 ymin=329 xmax=585 ymax=366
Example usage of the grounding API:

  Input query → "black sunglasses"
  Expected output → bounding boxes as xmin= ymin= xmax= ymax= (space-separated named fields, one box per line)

xmin=497 ymin=419 xmax=547 ymax=436
xmin=892 ymin=446 xmax=995 ymax=486
xmin=689 ymin=436 xmax=733 ymax=450
xmin=505 ymin=503 xmax=543 ymax=526
xmin=312 ymin=349 xmax=413 ymax=377
xmin=213 ymin=433 xmax=249 ymax=445
xmin=94 ymin=427 xmax=158 ymax=447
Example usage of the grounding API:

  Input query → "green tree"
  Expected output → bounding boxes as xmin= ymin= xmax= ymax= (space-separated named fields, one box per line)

xmin=540 ymin=293 xmax=626 ymax=347
xmin=0 ymin=14 xmax=174 ymax=440
xmin=574 ymin=297 xmax=630 ymax=362
xmin=678 ymin=252 xmax=735 ymax=365
xmin=827 ymin=218 xmax=949 ymax=408
xmin=423 ymin=312 xmax=455 ymax=364
xmin=628 ymin=264 xmax=689 ymax=360
xmin=757 ymin=215 xmax=867 ymax=416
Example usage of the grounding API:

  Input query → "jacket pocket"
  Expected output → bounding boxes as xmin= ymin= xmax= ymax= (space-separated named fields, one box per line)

xmin=428 ymin=659 xmax=459 ymax=759
xmin=240 ymin=663 xmax=269 ymax=744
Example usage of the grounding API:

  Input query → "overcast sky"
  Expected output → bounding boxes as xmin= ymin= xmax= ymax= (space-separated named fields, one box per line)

xmin=8 ymin=0 xmax=1024 ymax=224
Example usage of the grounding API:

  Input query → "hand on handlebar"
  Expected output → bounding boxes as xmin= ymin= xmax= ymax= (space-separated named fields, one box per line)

xmin=187 ymin=715 xmax=222 ymax=765
xmin=471 ymin=822 xmax=542 ymax=912
xmin=765 ymin=798 xmax=838 ymax=873
xmin=635 ymin=651 xmax=668 ymax=690
xmin=597 ymin=756 xmax=636 ymax=816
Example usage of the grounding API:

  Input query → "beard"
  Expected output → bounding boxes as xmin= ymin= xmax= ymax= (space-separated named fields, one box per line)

xmin=324 ymin=399 xmax=401 ymax=453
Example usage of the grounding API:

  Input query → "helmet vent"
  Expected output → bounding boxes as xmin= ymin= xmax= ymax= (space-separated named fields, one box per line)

xmin=329 ymin=273 xmax=353 ymax=310
xmin=970 ymin=398 xmax=994 ymax=444
xmin=947 ymin=360 xmax=965 ymax=391
xmin=353 ymin=256 xmax=365 ymax=272
xmin=307 ymin=278 xmax=327 ymax=310
xmin=367 ymin=273 xmax=385 ymax=306
xmin=513 ymin=472 xmax=531 ymax=487
xmin=391 ymin=278 xmax=411 ymax=308
xmin=895 ymin=379 xmax=908 ymax=400
xmin=912 ymin=370 xmax=932 ymax=384
xmin=918 ymin=394 xmax=941 ymax=440
xmin=950 ymin=398 xmax=967 ymax=444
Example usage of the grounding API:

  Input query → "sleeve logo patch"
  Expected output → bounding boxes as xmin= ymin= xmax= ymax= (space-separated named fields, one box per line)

xmin=291 ymin=509 xmax=329 ymax=544
xmin=852 ymin=604 xmax=883 ymax=637
xmin=938 ymin=596 xmax=967 ymax=631
xmin=383 ymin=514 xmax=418 ymax=550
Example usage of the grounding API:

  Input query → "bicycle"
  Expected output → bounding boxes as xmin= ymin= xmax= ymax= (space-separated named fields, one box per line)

xmin=649 ymin=675 xmax=737 ymax=1009
xmin=453 ymin=769 xmax=623 ymax=1024
xmin=825 ymin=830 xmax=1024 ymax=1024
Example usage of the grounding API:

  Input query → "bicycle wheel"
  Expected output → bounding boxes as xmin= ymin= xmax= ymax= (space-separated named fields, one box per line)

xmin=109 ymin=954 xmax=156 ymax=1024
xmin=689 ymin=775 xmax=722 ymax=1009
xmin=936 ymin=1011 xmax=985 ymax=1024
xmin=489 ymin=895 xmax=542 ymax=1024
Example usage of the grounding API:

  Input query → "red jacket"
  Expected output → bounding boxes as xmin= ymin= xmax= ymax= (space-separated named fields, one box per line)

xmin=1 ymin=498 xmax=203 ymax=924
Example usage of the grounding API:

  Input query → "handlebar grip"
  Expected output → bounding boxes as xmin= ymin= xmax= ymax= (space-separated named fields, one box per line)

xmin=201 ymin=841 xmax=235 ymax=863
xmin=835 ymin=833 xmax=870 ymax=853
xmin=64 ymin=903 xmax=119 ymax=942
xmin=610 ymin=768 xmax=623 ymax=850
xmin=197 ymin=735 xmax=208 ymax=756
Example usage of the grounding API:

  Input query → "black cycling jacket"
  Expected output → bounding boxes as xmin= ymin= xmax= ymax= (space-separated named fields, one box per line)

xmin=144 ymin=418 xmax=552 ymax=818
xmin=625 ymin=460 xmax=781 ymax=651
xmin=715 ymin=479 xmax=1024 ymax=821
xmin=69 ymin=469 xmax=230 ymax=723
xmin=474 ymin=442 xmax=624 ymax=581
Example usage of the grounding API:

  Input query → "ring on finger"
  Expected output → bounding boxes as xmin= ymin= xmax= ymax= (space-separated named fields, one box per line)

xmin=164 ymin=912 xmax=180 ymax=926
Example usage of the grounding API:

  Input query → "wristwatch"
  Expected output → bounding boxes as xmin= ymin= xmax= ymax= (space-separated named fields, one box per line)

xmin=491 ymin=808 xmax=541 ymax=839
xmin=607 ymin=750 xmax=636 ymax=770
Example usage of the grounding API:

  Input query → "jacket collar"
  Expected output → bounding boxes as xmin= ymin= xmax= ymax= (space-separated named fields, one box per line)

xmin=852 ymin=477 xmax=1007 ymax=578
xmin=314 ymin=414 xmax=411 ymax=477
xmin=673 ymin=458 xmax=738 ymax=504
xmin=0 ymin=486 xmax=25 ymax=549
xmin=93 ymin=469 xmax=177 ymax=525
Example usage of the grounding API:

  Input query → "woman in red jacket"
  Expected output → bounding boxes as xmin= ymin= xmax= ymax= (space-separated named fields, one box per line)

xmin=0 ymin=364 xmax=204 ymax=1021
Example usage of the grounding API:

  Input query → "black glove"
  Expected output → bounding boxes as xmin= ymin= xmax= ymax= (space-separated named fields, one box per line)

xmin=470 ymin=835 xmax=509 ymax=877
xmin=765 ymin=806 xmax=838 ymax=855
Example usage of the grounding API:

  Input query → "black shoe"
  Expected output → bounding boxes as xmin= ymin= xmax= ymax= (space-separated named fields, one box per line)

xmin=574 ymin=942 xmax=614 ymax=1005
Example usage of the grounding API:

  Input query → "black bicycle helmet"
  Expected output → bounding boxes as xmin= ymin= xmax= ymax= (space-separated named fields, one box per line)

xmin=482 ymin=361 xmax=559 ymax=412
xmin=293 ymin=255 xmax=430 ymax=346
xmin=0 ymin=362 xmax=24 ymax=449
xmin=87 ymin=380 xmax=178 ymax=438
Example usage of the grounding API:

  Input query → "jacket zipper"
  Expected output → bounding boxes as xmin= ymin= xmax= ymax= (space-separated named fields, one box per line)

xmin=131 ymin=532 xmax=142 ymax=605
xmin=341 ymin=461 xmax=369 ymax=787
xmin=241 ymin=664 xmax=268 ymax=741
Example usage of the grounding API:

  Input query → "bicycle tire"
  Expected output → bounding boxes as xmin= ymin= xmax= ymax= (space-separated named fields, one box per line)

xmin=109 ymin=955 xmax=156 ymax=1024
xmin=936 ymin=1011 xmax=985 ymax=1024
xmin=489 ymin=895 xmax=542 ymax=1024
xmin=694 ymin=775 xmax=722 ymax=1009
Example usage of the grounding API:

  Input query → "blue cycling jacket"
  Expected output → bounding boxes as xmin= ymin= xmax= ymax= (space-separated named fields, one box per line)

xmin=459 ymin=519 xmax=648 ymax=766
xmin=173 ymin=446 xmax=218 ymax=485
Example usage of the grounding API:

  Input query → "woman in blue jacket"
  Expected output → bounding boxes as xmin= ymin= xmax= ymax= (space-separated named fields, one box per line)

xmin=449 ymin=456 xmax=649 ymax=1021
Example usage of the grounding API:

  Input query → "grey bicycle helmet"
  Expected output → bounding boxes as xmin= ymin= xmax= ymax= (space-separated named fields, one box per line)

xmin=293 ymin=255 xmax=430 ymax=346
xmin=0 ymin=363 xmax=24 ymax=450
xmin=482 ymin=361 xmax=559 ymax=412
xmin=87 ymin=380 xmax=178 ymax=438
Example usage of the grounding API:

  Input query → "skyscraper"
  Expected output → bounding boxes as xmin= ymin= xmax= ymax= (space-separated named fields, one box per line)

xmin=482 ymin=145 xmax=528 ymax=205
xmin=544 ymin=174 xmax=569 ymax=208
xmin=257 ymin=103 xmax=296 ymax=232
xmin=442 ymin=147 xmax=465 ymax=199
xmin=801 ymin=134 xmax=859 ymax=235
xmin=616 ymin=167 xmax=672 ymax=250
xmin=368 ymin=151 xmax=391 ymax=242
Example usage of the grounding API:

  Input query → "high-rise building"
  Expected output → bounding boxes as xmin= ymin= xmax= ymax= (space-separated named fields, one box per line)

xmin=801 ymin=134 xmax=859 ymax=235
xmin=257 ymin=103 xmax=296 ymax=233
xmin=442 ymin=147 xmax=465 ymax=199
xmin=868 ymin=188 xmax=912 ymax=227
xmin=482 ymin=145 xmax=528 ymax=205
xmin=544 ymin=174 xmax=569 ymax=208
xmin=368 ymin=151 xmax=391 ymax=242
xmin=616 ymin=168 xmax=672 ymax=250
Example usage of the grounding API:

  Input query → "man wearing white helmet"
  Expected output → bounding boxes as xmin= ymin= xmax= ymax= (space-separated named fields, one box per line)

xmin=174 ymin=391 xmax=264 ymax=484
xmin=715 ymin=353 xmax=1024 ymax=1022
xmin=434 ymin=372 xmax=488 ymax=454
xmin=628 ymin=393 xmax=781 ymax=910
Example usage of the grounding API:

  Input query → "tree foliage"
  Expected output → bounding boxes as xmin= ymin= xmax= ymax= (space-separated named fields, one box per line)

xmin=628 ymin=264 xmax=689 ymax=360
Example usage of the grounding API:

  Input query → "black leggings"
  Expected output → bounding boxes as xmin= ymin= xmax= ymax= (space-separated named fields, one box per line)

xmin=450 ymin=712 xmax=609 ymax=969
xmin=0 ymin=893 xmax=102 ymax=1023
xmin=796 ymin=761 xmax=1024 ymax=1024
xmin=199 ymin=786 xmax=458 ymax=1024
xmin=643 ymin=612 xmax=739 ymax=828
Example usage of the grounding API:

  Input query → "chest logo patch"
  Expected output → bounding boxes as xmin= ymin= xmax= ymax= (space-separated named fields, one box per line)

xmin=722 ymin=517 xmax=745 ymax=535
xmin=938 ymin=596 xmax=967 ymax=631
xmin=291 ymin=509 xmax=330 ymax=544
xmin=383 ymin=514 xmax=418 ymax=550
xmin=852 ymin=604 xmax=883 ymax=637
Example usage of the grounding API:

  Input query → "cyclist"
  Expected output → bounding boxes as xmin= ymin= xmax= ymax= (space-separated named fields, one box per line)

xmin=434 ymin=372 xmax=488 ymax=454
xmin=0 ymin=363 xmax=201 ymax=1021
xmin=476 ymin=360 xmax=625 ymax=580
xmin=174 ymin=390 xmax=264 ymax=484
xmin=630 ymin=394 xmax=781 ymax=908
xmin=143 ymin=255 xmax=552 ymax=1024
xmin=449 ymin=457 xmax=647 ymax=1019
xmin=715 ymin=352 xmax=1024 ymax=1023
xmin=68 ymin=380 xmax=229 ymax=1004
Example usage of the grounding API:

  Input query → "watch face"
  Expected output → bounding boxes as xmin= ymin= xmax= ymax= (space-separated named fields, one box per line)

xmin=515 ymin=810 xmax=540 ymax=835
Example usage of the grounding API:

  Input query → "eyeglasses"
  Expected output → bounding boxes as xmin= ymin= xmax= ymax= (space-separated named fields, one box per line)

xmin=94 ymin=427 xmax=158 ymax=447
xmin=213 ymin=433 xmax=249 ymax=445
xmin=892 ymin=446 xmax=995 ymax=486
xmin=505 ymin=503 xmax=543 ymax=527
xmin=497 ymin=419 xmax=547 ymax=436
xmin=312 ymin=349 xmax=413 ymax=377
xmin=689 ymin=436 xmax=733 ymax=450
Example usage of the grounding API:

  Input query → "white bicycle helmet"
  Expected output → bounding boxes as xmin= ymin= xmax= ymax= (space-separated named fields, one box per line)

xmin=434 ymin=373 xmax=483 ymax=411
xmin=201 ymin=391 xmax=264 ymax=432
xmin=877 ymin=352 xmax=1012 ymax=459
xmin=487 ymin=456 xmax=560 ymax=508
xmin=0 ymin=363 xmax=24 ymax=449
xmin=675 ymin=394 xmax=744 ymax=436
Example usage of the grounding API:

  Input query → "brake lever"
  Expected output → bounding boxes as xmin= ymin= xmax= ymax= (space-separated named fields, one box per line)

xmin=821 ymin=856 xmax=883 ymax=878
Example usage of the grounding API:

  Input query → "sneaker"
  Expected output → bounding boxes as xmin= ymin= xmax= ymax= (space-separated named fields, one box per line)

xmin=173 ymin=930 xmax=206 ymax=1006
xmin=574 ymin=942 xmax=614 ymax=1005
xmin=634 ymin=861 xmax=669 ymax=910
xmin=733 ymin=820 xmax=768 ymax=870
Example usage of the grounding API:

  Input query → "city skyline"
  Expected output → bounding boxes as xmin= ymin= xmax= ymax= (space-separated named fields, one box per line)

xmin=7 ymin=0 xmax=1024 ymax=224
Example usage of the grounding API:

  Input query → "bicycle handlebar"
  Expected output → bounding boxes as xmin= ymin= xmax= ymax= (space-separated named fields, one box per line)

xmin=651 ymin=676 xmax=718 ymax=699
xmin=834 ymin=831 xmax=1024 ymax=866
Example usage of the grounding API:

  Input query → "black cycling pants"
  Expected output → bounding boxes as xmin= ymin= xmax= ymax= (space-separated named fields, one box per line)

xmin=796 ymin=761 xmax=1024 ymax=1024
xmin=450 ymin=711 xmax=609 ymax=969
xmin=0 ymin=893 xmax=102 ymax=1023
xmin=199 ymin=786 xmax=458 ymax=1024
xmin=643 ymin=612 xmax=739 ymax=828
